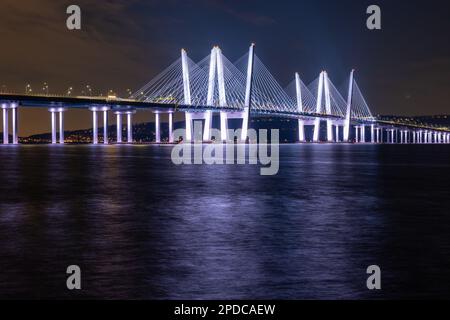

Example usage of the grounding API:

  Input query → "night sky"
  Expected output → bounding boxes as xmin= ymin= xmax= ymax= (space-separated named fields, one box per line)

xmin=0 ymin=0 xmax=449 ymax=135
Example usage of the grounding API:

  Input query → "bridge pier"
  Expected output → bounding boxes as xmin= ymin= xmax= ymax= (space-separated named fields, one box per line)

xmin=1 ymin=103 xmax=18 ymax=144
xmin=48 ymin=107 xmax=66 ymax=144
xmin=103 ymin=108 xmax=109 ymax=144
xmin=169 ymin=112 xmax=174 ymax=143
xmin=90 ymin=107 xmax=109 ymax=144
xmin=116 ymin=112 xmax=123 ymax=143
xmin=203 ymin=111 xmax=213 ymax=141
xmin=114 ymin=110 xmax=135 ymax=143
xmin=127 ymin=112 xmax=133 ymax=143
xmin=59 ymin=108 xmax=66 ymax=144
xmin=92 ymin=109 xmax=99 ymax=144
xmin=298 ymin=119 xmax=306 ymax=143
xmin=370 ymin=124 xmax=375 ymax=143
xmin=185 ymin=112 xmax=192 ymax=142
xmin=335 ymin=124 xmax=339 ymax=143
xmin=326 ymin=120 xmax=333 ymax=142
xmin=389 ymin=129 xmax=395 ymax=144
xmin=2 ymin=103 xmax=9 ymax=144
xmin=220 ymin=112 xmax=228 ymax=142
xmin=11 ymin=103 xmax=18 ymax=144
xmin=155 ymin=112 xmax=161 ymax=143
xmin=50 ymin=109 xmax=57 ymax=144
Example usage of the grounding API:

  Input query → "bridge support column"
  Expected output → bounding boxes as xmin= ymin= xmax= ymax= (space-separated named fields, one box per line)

xmin=313 ymin=119 xmax=321 ymax=142
xmin=355 ymin=126 xmax=359 ymax=143
xmin=116 ymin=113 xmax=122 ymax=143
xmin=127 ymin=112 xmax=133 ymax=143
xmin=50 ymin=109 xmax=57 ymax=144
xmin=327 ymin=120 xmax=333 ymax=142
xmin=168 ymin=112 xmax=174 ymax=143
xmin=103 ymin=109 xmax=108 ymax=144
xmin=11 ymin=103 xmax=18 ymax=144
xmin=203 ymin=111 xmax=212 ymax=142
xmin=220 ymin=112 xmax=228 ymax=142
xmin=155 ymin=112 xmax=160 ymax=143
xmin=298 ymin=120 xmax=306 ymax=142
xmin=92 ymin=110 xmax=98 ymax=144
xmin=371 ymin=124 xmax=375 ymax=143
xmin=2 ymin=104 xmax=9 ymax=144
xmin=335 ymin=124 xmax=339 ymax=143
xmin=59 ymin=108 xmax=65 ymax=144
xmin=185 ymin=112 xmax=192 ymax=142
xmin=360 ymin=125 xmax=366 ymax=143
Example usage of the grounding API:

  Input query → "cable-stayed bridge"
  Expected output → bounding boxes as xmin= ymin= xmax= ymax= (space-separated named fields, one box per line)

xmin=1 ymin=44 xmax=449 ymax=145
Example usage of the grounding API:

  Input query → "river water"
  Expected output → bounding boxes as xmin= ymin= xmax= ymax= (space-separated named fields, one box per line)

xmin=0 ymin=144 xmax=449 ymax=299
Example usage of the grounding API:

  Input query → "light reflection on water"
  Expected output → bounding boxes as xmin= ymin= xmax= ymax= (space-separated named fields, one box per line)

xmin=0 ymin=144 xmax=450 ymax=299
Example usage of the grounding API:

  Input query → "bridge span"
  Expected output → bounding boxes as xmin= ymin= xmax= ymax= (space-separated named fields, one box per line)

xmin=1 ymin=44 xmax=449 ymax=145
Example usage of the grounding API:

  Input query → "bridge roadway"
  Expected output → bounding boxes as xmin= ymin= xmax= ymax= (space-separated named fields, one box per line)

xmin=1 ymin=93 xmax=449 ymax=145
xmin=0 ymin=93 xmax=342 ymax=120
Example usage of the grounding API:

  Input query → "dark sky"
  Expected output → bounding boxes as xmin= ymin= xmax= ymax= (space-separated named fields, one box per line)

xmin=0 ymin=0 xmax=449 ymax=135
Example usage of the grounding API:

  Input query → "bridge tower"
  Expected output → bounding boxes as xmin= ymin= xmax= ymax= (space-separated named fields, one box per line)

xmin=216 ymin=48 xmax=228 ymax=142
xmin=344 ymin=70 xmax=354 ymax=142
xmin=295 ymin=73 xmax=306 ymax=142
xmin=204 ymin=47 xmax=217 ymax=141
xmin=313 ymin=72 xmax=324 ymax=142
xmin=241 ymin=43 xmax=255 ymax=143
xmin=323 ymin=72 xmax=334 ymax=142
xmin=181 ymin=49 xmax=192 ymax=142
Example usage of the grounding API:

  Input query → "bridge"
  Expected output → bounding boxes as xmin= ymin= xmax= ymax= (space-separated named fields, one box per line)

xmin=1 ymin=44 xmax=449 ymax=145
